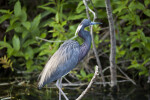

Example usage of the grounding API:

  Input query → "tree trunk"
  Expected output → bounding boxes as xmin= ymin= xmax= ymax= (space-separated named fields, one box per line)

xmin=105 ymin=0 xmax=117 ymax=90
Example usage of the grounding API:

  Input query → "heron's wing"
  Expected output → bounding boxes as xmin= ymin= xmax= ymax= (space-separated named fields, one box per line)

xmin=38 ymin=40 xmax=80 ymax=89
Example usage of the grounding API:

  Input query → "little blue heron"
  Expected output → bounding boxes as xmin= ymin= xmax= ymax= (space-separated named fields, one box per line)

xmin=38 ymin=19 xmax=101 ymax=100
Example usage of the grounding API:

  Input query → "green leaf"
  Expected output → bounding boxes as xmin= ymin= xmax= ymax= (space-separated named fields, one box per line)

xmin=38 ymin=5 xmax=56 ymax=13
xmin=10 ymin=16 xmax=19 ymax=25
xmin=22 ymin=21 xmax=30 ymax=30
xmin=145 ymin=43 xmax=150 ymax=51
xmin=33 ymin=48 xmax=41 ymax=54
xmin=80 ymin=68 xmax=86 ymax=77
xmin=130 ymin=36 xmax=137 ymax=43
xmin=22 ymin=31 xmax=28 ymax=38
xmin=119 ymin=50 xmax=126 ymax=56
xmin=142 ymin=58 xmax=150 ymax=66
xmin=38 ymin=49 xmax=50 ymax=56
xmin=27 ymin=65 xmax=42 ymax=72
xmin=20 ymin=7 xmax=27 ymax=22
xmin=128 ymin=63 xmax=140 ymax=69
xmin=129 ymin=1 xmax=145 ymax=11
xmin=13 ymin=51 xmax=24 ymax=57
xmin=130 ymin=43 xmax=141 ymax=50
xmin=76 ymin=1 xmax=85 ymax=13
xmin=55 ymin=12 xmax=59 ymax=23
xmin=4 ymin=36 xmax=6 ymax=42
xmin=0 ymin=9 xmax=11 ymax=14
xmin=38 ymin=43 xmax=51 ymax=56
xmin=0 ymin=41 xmax=12 ymax=49
xmin=0 ymin=14 xmax=11 ymax=24
xmin=24 ymin=46 xmax=34 ymax=60
xmin=7 ymin=48 xmax=14 ymax=57
xmin=138 ymin=29 xmax=147 ymax=43
xmin=144 ymin=0 xmax=150 ymax=7
xmin=52 ymin=32 xmax=59 ymax=37
xmin=139 ymin=70 xmax=148 ymax=76
xmin=40 ymin=33 xmax=46 ymax=38
xmin=14 ymin=26 xmax=23 ymax=33
xmin=31 ymin=14 xmax=41 ymax=29
xmin=14 ymin=1 xmax=22 ymax=17
xmin=135 ymin=15 xmax=141 ymax=26
xmin=119 ymin=14 xmax=131 ymax=21
xmin=26 ymin=59 xmax=33 ymax=71
xmin=6 ymin=22 xmax=21 ymax=32
xmin=130 ymin=31 xmax=137 ymax=36
xmin=22 ymin=39 xmax=36 ymax=48
xmin=113 ymin=4 xmax=126 ymax=13
xmin=144 ymin=9 xmax=150 ymax=17
xmin=12 ymin=35 xmax=20 ymax=51
xmin=92 ymin=0 xmax=105 ymax=7
xmin=61 ymin=21 xmax=67 ymax=27
xmin=68 ymin=13 xmax=85 ymax=20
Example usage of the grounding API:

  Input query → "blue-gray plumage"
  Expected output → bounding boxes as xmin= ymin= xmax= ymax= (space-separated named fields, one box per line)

xmin=38 ymin=19 xmax=101 ymax=89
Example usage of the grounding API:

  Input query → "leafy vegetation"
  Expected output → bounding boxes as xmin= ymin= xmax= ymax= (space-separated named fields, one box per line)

xmin=0 ymin=0 xmax=150 ymax=84
xmin=0 ymin=55 xmax=13 ymax=71
xmin=113 ymin=0 xmax=150 ymax=77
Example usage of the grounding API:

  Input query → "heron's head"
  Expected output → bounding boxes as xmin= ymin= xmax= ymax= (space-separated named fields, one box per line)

xmin=75 ymin=19 xmax=102 ymax=35
xmin=81 ymin=19 xmax=102 ymax=27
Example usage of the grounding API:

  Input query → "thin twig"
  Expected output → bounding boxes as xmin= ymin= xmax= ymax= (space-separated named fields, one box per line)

xmin=76 ymin=65 xmax=98 ymax=100
xmin=63 ymin=77 xmax=72 ymax=84
xmin=95 ymin=80 xmax=130 ymax=85
xmin=83 ymin=0 xmax=106 ymax=87
xmin=36 ymin=37 xmax=64 ymax=42
xmin=148 ymin=67 xmax=150 ymax=83
xmin=1 ymin=97 xmax=11 ymax=100
xmin=62 ymin=83 xmax=87 ymax=87
xmin=83 ymin=0 xmax=90 ymax=19
xmin=103 ymin=65 xmax=136 ymax=85
xmin=36 ymin=35 xmax=78 ymax=43
xmin=0 ymin=81 xmax=16 ymax=86
xmin=117 ymin=66 xmax=136 ymax=85
xmin=102 ymin=66 xmax=110 ymax=73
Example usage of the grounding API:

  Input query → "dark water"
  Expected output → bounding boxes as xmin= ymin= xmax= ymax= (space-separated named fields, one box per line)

xmin=0 ymin=82 xmax=150 ymax=100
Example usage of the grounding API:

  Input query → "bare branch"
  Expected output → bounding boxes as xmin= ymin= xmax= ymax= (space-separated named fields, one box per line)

xmin=36 ymin=36 xmax=63 ymax=42
xmin=76 ymin=66 xmax=98 ymax=100
xmin=117 ymin=66 xmax=136 ymax=85
xmin=148 ymin=67 xmax=150 ymax=83
xmin=83 ymin=0 xmax=106 ymax=87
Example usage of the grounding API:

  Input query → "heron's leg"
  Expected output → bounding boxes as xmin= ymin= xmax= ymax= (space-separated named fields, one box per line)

xmin=56 ymin=79 xmax=69 ymax=100
xmin=59 ymin=78 xmax=62 ymax=100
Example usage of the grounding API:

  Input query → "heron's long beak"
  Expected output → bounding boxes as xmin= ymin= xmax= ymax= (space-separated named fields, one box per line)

xmin=90 ymin=22 xmax=102 ymax=25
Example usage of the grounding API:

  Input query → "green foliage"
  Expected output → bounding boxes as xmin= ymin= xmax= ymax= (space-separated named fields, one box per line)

xmin=38 ymin=0 xmax=101 ymax=52
xmin=113 ymin=0 xmax=150 ymax=76
xmin=0 ymin=0 xmax=101 ymax=73
xmin=0 ymin=55 xmax=13 ymax=71
xmin=0 ymin=1 xmax=47 ymax=72
xmin=0 ymin=0 xmax=149 ymax=81
xmin=76 ymin=68 xmax=94 ymax=82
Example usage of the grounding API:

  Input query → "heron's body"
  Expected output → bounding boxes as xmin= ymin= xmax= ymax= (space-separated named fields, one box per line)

xmin=38 ymin=40 xmax=80 ymax=89
xmin=38 ymin=19 xmax=100 ymax=90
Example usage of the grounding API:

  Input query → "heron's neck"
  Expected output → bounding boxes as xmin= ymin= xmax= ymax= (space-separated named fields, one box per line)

xmin=78 ymin=28 xmax=92 ymax=61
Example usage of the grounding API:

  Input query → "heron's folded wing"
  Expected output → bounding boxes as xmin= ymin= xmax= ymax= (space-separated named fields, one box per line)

xmin=38 ymin=40 xmax=80 ymax=89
